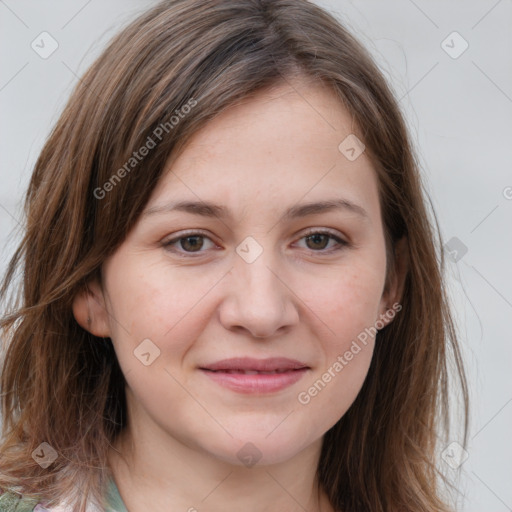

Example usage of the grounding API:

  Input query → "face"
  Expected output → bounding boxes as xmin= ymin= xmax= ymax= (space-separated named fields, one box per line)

xmin=76 ymin=78 xmax=401 ymax=467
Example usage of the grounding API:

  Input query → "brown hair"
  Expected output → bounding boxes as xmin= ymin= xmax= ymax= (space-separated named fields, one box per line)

xmin=0 ymin=0 xmax=468 ymax=510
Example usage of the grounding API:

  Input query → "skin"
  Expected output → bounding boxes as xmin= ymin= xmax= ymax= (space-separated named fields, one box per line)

xmin=73 ymin=77 xmax=407 ymax=512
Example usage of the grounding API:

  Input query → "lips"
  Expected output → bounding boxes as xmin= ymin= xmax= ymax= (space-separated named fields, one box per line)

xmin=200 ymin=357 xmax=310 ymax=372
xmin=199 ymin=357 xmax=310 ymax=394
xmin=206 ymin=369 xmax=294 ymax=375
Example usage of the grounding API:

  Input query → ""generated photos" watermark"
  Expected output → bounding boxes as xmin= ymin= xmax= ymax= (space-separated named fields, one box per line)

xmin=297 ymin=302 xmax=402 ymax=405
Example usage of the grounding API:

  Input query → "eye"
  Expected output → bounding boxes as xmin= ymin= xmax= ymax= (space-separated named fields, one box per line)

xmin=295 ymin=229 xmax=348 ymax=253
xmin=162 ymin=228 xmax=348 ymax=257
xmin=162 ymin=231 xmax=217 ymax=255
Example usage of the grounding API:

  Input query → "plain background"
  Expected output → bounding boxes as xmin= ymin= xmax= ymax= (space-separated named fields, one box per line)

xmin=0 ymin=1 xmax=511 ymax=510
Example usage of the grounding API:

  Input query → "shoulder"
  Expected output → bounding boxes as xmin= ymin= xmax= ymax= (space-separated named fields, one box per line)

xmin=0 ymin=485 xmax=110 ymax=512
xmin=0 ymin=490 xmax=87 ymax=511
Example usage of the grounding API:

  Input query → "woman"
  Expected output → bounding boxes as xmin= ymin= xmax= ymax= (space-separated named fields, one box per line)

xmin=0 ymin=1 xmax=468 ymax=510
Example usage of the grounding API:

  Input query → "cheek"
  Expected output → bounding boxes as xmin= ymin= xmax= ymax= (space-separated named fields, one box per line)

xmin=293 ymin=257 xmax=385 ymax=408
xmin=303 ymin=257 xmax=386 ymax=342
xmin=103 ymin=257 xmax=225 ymax=366
xmin=295 ymin=272 xmax=381 ymax=422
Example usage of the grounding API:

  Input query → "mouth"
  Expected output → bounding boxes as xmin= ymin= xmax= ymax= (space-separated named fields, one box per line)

xmin=198 ymin=357 xmax=310 ymax=394
xmin=202 ymin=369 xmax=303 ymax=375
xmin=200 ymin=356 xmax=310 ymax=373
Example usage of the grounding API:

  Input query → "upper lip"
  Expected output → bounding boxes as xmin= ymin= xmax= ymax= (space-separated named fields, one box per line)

xmin=200 ymin=357 xmax=310 ymax=372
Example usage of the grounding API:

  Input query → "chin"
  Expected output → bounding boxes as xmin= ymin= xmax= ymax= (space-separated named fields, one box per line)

xmin=204 ymin=431 xmax=310 ymax=468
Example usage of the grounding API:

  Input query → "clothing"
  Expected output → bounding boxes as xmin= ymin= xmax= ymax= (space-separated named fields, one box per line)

xmin=0 ymin=478 xmax=128 ymax=512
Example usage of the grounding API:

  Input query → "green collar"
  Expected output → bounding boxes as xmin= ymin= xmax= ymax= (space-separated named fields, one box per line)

xmin=0 ymin=478 xmax=128 ymax=511
xmin=105 ymin=477 xmax=129 ymax=512
xmin=0 ymin=490 xmax=39 ymax=511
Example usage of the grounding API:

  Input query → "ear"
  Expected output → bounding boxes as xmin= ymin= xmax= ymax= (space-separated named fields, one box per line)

xmin=72 ymin=278 xmax=111 ymax=337
xmin=378 ymin=236 xmax=409 ymax=327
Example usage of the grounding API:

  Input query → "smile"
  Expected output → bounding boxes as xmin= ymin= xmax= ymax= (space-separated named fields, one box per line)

xmin=200 ymin=368 xmax=309 ymax=394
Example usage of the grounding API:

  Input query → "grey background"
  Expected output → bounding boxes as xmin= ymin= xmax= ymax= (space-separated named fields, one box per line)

xmin=1 ymin=1 xmax=511 ymax=510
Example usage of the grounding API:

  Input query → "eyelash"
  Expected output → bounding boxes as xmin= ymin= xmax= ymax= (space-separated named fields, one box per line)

xmin=162 ymin=229 xmax=349 ymax=257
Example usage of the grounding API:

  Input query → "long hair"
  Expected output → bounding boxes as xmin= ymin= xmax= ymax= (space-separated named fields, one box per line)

xmin=0 ymin=1 xmax=468 ymax=510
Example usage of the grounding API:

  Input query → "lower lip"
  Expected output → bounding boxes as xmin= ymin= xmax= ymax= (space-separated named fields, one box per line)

xmin=200 ymin=368 xmax=309 ymax=394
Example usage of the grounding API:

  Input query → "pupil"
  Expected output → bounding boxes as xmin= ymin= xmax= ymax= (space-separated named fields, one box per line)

xmin=307 ymin=234 xmax=328 ymax=250
xmin=182 ymin=236 xmax=203 ymax=251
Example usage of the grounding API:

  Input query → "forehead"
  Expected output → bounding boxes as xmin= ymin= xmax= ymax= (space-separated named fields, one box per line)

xmin=146 ymin=79 xmax=381 ymax=224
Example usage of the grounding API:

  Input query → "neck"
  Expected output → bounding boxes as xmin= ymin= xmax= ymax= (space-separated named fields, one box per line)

xmin=107 ymin=424 xmax=334 ymax=512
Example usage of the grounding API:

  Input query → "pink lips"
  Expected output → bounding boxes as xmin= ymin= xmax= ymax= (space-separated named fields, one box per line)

xmin=199 ymin=357 xmax=310 ymax=394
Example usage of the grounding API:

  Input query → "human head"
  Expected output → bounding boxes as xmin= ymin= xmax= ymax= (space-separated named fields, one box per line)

xmin=0 ymin=1 xmax=468 ymax=511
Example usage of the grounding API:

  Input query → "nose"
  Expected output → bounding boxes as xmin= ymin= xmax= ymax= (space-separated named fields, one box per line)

xmin=218 ymin=246 xmax=299 ymax=339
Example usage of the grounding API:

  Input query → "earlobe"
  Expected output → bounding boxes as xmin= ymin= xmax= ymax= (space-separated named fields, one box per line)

xmin=72 ymin=279 xmax=111 ymax=337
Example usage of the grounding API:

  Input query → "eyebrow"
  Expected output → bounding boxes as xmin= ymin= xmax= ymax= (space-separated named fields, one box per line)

xmin=142 ymin=198 xmax=368 ymax=221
